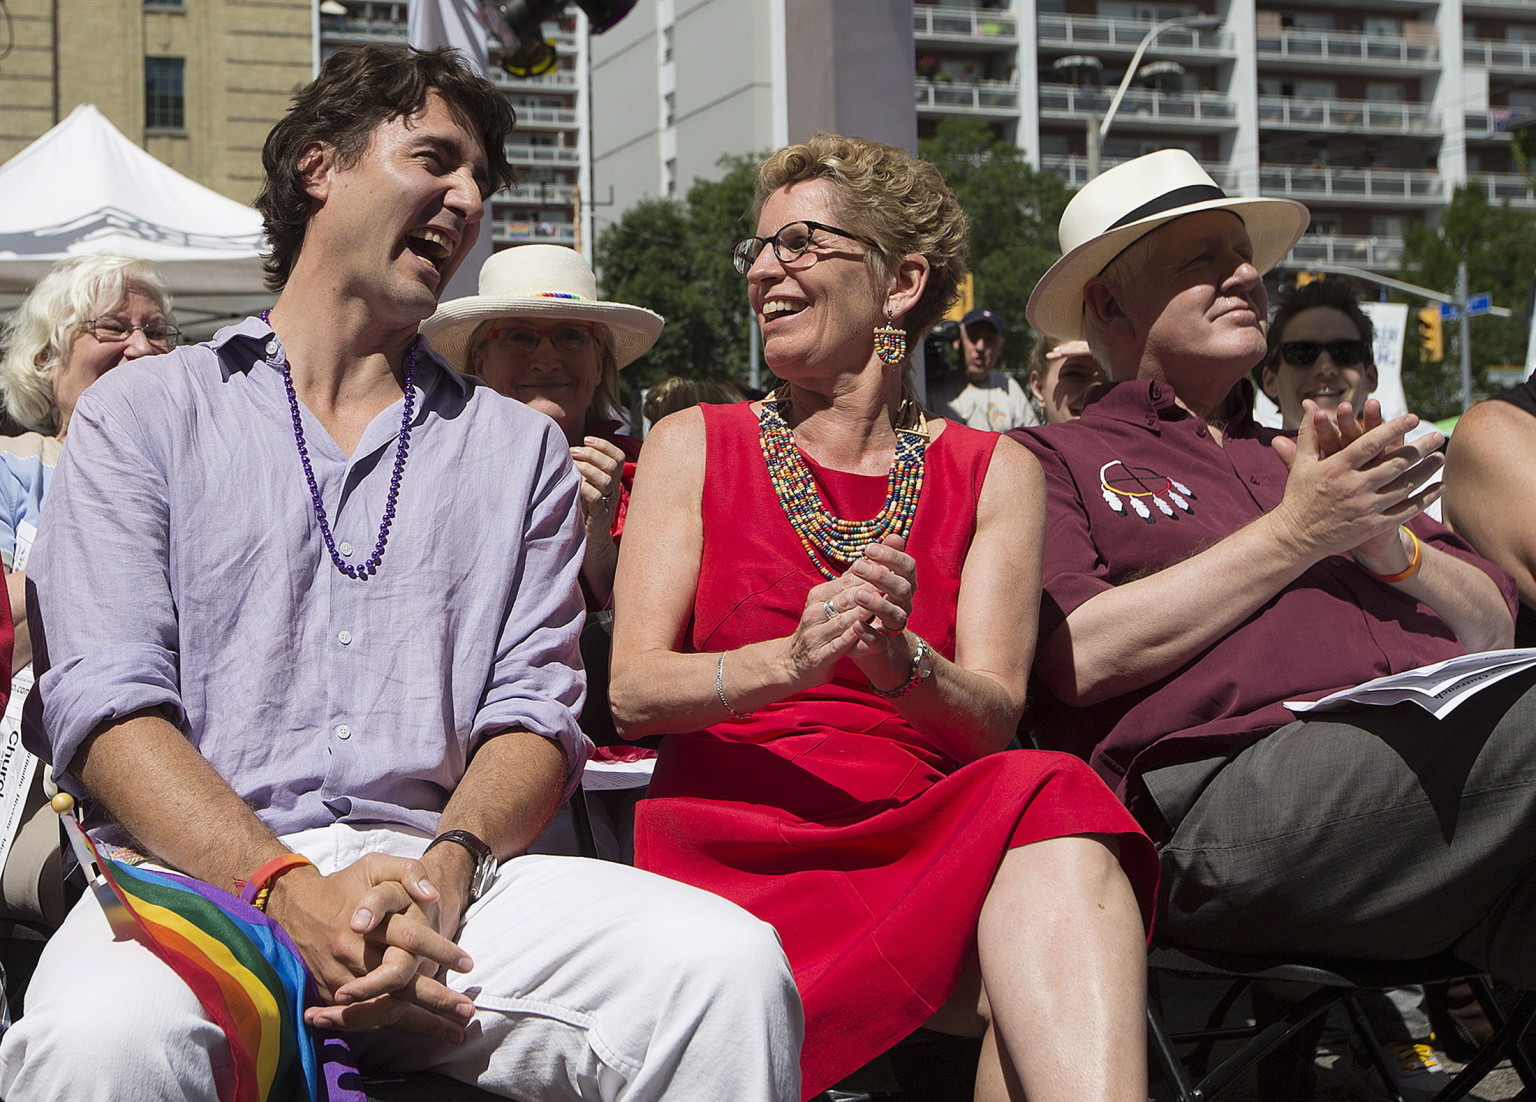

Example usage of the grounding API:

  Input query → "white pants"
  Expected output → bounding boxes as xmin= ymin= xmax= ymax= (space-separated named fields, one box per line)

xmin=0 ymin=824 xmax=802 ymax=1101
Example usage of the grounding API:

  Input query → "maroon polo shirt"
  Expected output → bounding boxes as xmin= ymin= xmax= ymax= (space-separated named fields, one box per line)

xmin=1010 ymin=379 xmax=1517 ymax=815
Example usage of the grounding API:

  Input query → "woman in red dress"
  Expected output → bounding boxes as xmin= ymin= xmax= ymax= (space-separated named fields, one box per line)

xmin=610 ymin=134 xmax=1158 ymax=1102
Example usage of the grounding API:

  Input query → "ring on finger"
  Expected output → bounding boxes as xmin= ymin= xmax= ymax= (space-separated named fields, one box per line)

xmin=823 ymin=598 xmax=837 ymax=622
xmin=878 ymin=620 xmax=904 ymax=636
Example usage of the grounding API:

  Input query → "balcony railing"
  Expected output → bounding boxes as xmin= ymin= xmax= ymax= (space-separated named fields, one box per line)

xmin=511 ymin=106 xmax=579 ymax=129
xmin=1037 ymin=13 xmax=1227 ymax=53
xmin=505 ymin=144 xmax=582 ymax=165
xmin=1465 ymin=107 xmax=1536 ymax=137
xmin=1464 ymin=37 xmax=1536 ymax=70
xmin=499 ymin=182 xmax=579 ymax=205
xmin=320 ymin=17 xmax=407 ymax=42
xmin=1257 ymin=95 xmax=1440 ymax=135
xmin=1287 ymin=233 xmax=1406 ymax=269
xmin=1043 ymin=154 xmax=1238 ymax=190
xmin=913 ymin=5 xmax=1017 ymax=43
xmin=915 ymin=78 xmax=1020 ymax=113
xmin=1475 ymin=171 xmax=1536 ymax=206
xmin=492 ymin=69 xmax=578 ymax=91
xmin=496 ymin=220 xmax=577 ymax=245
xmin=1259 ymin=164 xmax=1444 ymax=202
xmin=1256 ymin=27 xmax=1438 ymax=66
xmin=1039 ymin=83 xmax=1236 ymax=126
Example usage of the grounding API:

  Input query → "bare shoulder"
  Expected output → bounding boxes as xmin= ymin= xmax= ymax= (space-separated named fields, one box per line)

xmin=638 ymin=404 xmax=708 ymax=461
xmin=1449 ymin=397 xmax=1536 ymax=460
xmin=981 ymin=432 xmax=1044 ymax=494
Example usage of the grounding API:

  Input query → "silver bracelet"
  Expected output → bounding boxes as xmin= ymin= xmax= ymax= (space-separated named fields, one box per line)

xmin=867 ymin=636 xmax=934 ymax=699
xmin=715 ymin=652 xmax=755 ymax=719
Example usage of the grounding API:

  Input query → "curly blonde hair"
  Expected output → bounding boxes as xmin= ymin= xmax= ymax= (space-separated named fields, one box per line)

xmin=753 ymin=133 xmax=969 ymax=342
xmin=0 ymin=256 xmax=173 ymax=435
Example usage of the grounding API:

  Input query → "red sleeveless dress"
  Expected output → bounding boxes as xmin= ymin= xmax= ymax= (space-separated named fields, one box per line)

xmin=633 ymin=403 xmax=1157 ymax=1098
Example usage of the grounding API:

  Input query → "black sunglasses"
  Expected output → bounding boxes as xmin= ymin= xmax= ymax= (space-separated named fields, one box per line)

xmin=1277 ymin=339 xmax=1369 ymax=368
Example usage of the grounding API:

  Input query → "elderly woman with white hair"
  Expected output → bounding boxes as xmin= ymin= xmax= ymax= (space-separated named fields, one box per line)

xmin=0 ymin=254 xmax=175 ymax=932
xmin=0 ymin=255 xmax=178 ymax=655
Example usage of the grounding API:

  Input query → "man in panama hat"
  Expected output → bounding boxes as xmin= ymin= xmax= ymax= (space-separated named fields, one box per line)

xmin=1011 ymin=150 xmax=1536 ymax=997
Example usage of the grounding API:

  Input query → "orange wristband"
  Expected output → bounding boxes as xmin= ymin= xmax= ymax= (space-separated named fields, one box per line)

xmin=1358 ymin=526 xmax=1423 ymax=585
xmin=237 ymin=852 xmax=315 ymax=910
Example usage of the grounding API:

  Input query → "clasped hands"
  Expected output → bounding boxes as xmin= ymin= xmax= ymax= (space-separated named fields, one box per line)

xmin=265 ymin=849 xmax=476 ymax=1043
xmin=1270 ymin=397 xmax=1444 ymax=568
xmin=789 ymin=534 xmax=918 ymax=686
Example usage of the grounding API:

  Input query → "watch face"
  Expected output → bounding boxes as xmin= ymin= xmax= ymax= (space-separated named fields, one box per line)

xmin=915 ymin=639 xmax=935 ymax=681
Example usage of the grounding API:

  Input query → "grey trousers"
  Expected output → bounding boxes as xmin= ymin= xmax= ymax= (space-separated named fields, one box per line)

xmin=1148 ymin=669 xmax=1536 ymax=989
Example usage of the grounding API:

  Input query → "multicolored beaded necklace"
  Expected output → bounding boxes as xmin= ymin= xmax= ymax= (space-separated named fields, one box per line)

xmin=758 ymin=394 xmax=927 ymax=580
xmin=261 ymin=310 xmax=415 ymax=580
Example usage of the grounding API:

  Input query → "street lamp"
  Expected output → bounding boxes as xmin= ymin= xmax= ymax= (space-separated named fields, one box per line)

xmin=1085 ymin=14 xmax=1223 ymax=179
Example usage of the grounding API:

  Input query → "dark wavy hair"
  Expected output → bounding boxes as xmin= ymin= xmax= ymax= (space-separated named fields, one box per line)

xmin=256 ymin=45 xmax=517 ymax=291
xmin=1266 ymin=277 xmax=1375 ymax=365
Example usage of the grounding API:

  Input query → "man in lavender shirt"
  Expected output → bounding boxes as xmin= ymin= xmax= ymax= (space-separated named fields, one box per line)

xmin=0 ymin=46 xmax=800 ymax=1102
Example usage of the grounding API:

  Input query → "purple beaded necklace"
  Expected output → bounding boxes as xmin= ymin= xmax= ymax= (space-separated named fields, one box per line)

xmin=260 ymin=310 xmax=415 ymax=580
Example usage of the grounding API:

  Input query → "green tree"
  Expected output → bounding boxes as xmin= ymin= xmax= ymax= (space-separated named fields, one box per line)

xmin=918 ymin=117 xmax=1073 ymax=374
xmin=1398 ymin=184 xmax=1536 ymax=418
xmin=595 ymin=154 xmax=761 ymax=391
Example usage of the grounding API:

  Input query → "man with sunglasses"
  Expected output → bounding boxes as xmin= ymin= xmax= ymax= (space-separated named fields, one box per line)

xmin=1014 ymin=151 xmax=1536 ymax=1050
xmin=1260 ymin=278 xmax=1379 ymax=428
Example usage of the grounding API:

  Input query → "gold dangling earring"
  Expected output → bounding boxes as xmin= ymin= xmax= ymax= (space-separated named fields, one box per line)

xmin=873 ymin=310 xmax=907 ymax=366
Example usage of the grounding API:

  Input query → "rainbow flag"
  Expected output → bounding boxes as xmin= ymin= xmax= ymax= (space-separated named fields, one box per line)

xmin=74 ymin=826 xmax=363 ymax=1102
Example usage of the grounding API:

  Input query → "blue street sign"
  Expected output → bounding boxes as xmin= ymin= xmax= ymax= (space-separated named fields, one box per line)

xmin=1467 ymin=292 xmax=1493 ymax=316
xmin=1440 ymin=302 xmax=1461 ymax=320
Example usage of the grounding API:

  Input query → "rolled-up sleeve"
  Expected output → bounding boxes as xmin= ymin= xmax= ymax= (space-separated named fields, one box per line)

xmin=474 ymin=422 xmax=592 ymax=794
xmin=27 ymin=388 xmax=183 ymax=791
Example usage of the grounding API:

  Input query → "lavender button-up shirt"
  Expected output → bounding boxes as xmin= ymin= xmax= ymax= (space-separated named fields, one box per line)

xmin=28 ymin=317 xmax=589 ymax=842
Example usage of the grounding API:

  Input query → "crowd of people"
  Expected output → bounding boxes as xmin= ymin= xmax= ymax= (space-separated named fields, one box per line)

xmin=0 ymin=40 xmax=1532 ymax=1102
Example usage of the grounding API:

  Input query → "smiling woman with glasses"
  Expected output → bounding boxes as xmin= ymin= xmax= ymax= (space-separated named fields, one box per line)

xmin=423 ymin=244 xmax=663 ymax=611
xmin=1261 ymin=277 xmax=1379 ymax=430
xmin=730 ymin=220 xmax=881 ymax=276
xmin=609 ymin=132 xmax=1157 ymax=1102
xmin=0 ymin=253 xmax=176 ymax=943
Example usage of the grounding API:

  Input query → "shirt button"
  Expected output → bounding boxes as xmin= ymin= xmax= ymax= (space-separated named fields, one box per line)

xmin=1327 ymin=556 xmax=1348 ymax=569
xmin=338 ymin=630 xmax=353 ymax=645
xmin=1148 ymin=384 xmax=1162 ymax=400
xmin=1250 ymin=475 xmax=1261 ymax=485
xmin=1196 ymin=425 xmax=1209 ymax=437
xmin=336 ymin=724 xmax=352 ymax=739
xmin=1145 ymin=416 xmax=1157 ymax=427
xmin=265 ymin=340 xmax=278 ymax=356
xmin=339 ymin=541 xmax=354 ymax=557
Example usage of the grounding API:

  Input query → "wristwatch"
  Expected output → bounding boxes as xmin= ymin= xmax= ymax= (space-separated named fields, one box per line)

xmin=425 ymin=829 xmax=497 ymax=904
xmin=868 ymin=636 xmax=935 ymax=699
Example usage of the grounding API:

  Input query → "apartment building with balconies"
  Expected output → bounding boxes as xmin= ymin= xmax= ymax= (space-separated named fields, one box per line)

xmin=917 ymin=0 xmax=1536 ymax=275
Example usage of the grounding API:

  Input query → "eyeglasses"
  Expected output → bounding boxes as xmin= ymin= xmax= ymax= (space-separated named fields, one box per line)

xmin=486 ymin=324 xmax=596 ymax=355
xmin=83 ymin=317 xmax=181 ymax=350
xmin=1278 ymin=340 xmax=1369 ymax=368
xmin=731 ymin=220 xmax=878 ymax=276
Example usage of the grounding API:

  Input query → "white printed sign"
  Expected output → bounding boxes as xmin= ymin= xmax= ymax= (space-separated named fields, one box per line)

xmin=0 ymin=520 xmax=42 ymax=876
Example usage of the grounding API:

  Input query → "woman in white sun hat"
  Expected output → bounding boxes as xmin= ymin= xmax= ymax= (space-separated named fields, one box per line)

xmin=423 ymin=244 xmax=664 ymax=609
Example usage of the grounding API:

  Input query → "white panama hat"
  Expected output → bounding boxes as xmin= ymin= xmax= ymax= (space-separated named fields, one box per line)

xmin=421 ymin=244 xmax=664 ymax=371
xmin=1025 ymin=149 xmax=1310 ymax=340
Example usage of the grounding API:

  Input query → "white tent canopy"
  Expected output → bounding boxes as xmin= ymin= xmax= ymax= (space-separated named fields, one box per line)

xmin=0 ymin=105 xmax=270 ymax=326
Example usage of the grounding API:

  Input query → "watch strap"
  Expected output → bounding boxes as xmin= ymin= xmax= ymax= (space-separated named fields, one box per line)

xmin=425 ymin=829 xmax=497 ymax=903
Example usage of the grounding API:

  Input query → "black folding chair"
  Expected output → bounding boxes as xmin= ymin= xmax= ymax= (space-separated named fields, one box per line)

xmin=1148 ymin=942 xmax=1536 ymax=1102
